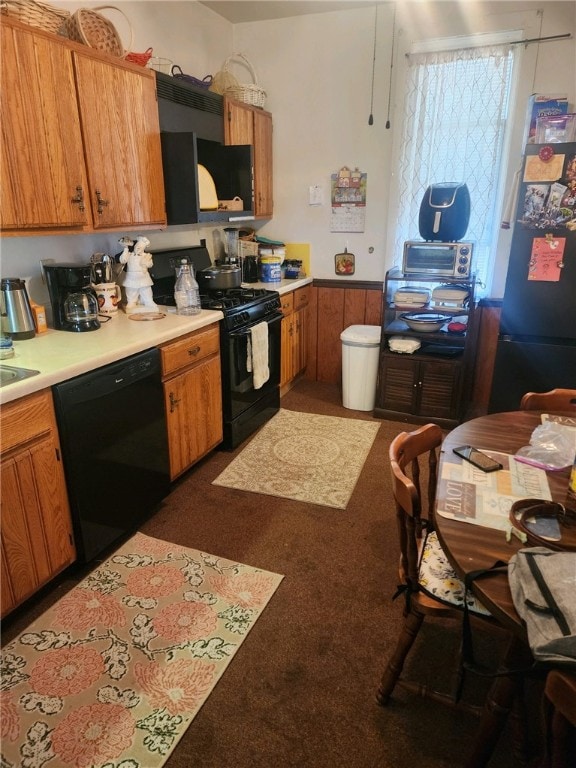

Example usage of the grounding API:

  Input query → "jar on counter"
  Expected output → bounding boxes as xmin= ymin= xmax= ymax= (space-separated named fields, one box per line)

xmin=260 ymin=255 xmax=282 ymax=282
xmin=285 ymin=260 xmax=302 ymax=279
xmin=174 ymin=260 xmax=201 ymax=315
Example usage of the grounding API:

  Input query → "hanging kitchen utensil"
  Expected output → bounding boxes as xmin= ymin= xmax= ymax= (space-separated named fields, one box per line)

xmin=335 ymin=248 xmax=355 ymax=275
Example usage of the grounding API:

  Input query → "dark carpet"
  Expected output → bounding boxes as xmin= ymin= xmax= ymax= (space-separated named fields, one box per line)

xmin=3 ymin=380 xmax=545 ymax=767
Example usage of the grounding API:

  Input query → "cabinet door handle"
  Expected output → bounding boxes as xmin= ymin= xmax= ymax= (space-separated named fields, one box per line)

xmin=95 ymin=190 xmax=109 ymax=214
xmin=187 ymin=346 xmax=201 ymax=357
xmin=71 ymin=186 xmax=85 ymax=212
xmin=169 ymin=392 xmax=181 ymax=412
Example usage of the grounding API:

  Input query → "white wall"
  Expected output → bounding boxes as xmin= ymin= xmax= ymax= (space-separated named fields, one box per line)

xmin=2 ymin=1 xmax=575 ymax=306
xmin=232 ymin=1 xmax=576 ymax=290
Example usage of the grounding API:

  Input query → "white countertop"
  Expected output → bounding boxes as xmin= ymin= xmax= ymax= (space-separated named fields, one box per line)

xmin=0 ymin=278 xmax=313 ymax=404
xmin=243 ymin=276 xmax=312 ymax=294
xmin=0 ymin=308 xmax=223 ymax=404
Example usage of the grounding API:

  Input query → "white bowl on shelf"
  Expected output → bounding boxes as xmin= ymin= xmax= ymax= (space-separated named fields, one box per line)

xmin=400 ymin=312 xmax=452 ymax=332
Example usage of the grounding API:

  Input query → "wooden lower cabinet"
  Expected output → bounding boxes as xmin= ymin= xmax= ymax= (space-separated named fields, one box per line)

xmin=375 ymin=353 xmax=463 ymax=425
xmin=0 ymin=390 xmax=76 ymax=618
xmin=280 ymin=285 xmax=310 ymax=390
xmin=160 ymin=325 xmax=223 ymax=480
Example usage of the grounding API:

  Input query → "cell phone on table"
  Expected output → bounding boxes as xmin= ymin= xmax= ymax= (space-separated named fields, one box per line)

xmin=453 ymin=445 xmax=503 ymax=473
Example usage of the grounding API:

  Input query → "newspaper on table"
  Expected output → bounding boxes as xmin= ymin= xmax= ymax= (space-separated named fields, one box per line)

xmin=437 ymin=451 xmax=552 ymax=532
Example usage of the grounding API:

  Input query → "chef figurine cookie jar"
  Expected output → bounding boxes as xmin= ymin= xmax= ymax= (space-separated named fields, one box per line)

xmin=118 ymin=236 xmax=160 ymax=314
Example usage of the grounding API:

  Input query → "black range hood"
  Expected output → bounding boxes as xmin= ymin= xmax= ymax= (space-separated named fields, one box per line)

xmin=156 ymin=73 xmax=254 ymax=224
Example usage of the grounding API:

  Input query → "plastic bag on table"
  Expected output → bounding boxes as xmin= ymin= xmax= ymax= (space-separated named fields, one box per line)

xmin=515 ymin=421 xmax=574 ymax=471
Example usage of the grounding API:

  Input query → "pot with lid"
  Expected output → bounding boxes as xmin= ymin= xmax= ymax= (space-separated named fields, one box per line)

xmin=0 ymin=278 xmax=36 ymax=340
xmin=197 ymin=264 xmax=242 ymax=292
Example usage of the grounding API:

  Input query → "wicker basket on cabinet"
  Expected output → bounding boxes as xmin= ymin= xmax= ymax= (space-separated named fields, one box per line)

xmin=0 ymin=0 xmax=70 ymax=33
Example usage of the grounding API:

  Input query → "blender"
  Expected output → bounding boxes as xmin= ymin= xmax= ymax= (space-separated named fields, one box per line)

xmin=223 ymin=227 xmax=239 ymax=265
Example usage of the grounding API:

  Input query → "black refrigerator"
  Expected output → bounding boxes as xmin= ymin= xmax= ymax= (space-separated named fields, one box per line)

xmin=489 ymin=142 xmax=576 ymax=412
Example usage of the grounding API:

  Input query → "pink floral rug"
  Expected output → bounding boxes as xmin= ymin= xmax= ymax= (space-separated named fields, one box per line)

xmin=0 ymin=533 xmax=283 ymax=768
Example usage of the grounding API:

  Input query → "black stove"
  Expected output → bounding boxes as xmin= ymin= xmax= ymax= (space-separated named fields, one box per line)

xmin=201 ymin=288 xmax=281 ymax=330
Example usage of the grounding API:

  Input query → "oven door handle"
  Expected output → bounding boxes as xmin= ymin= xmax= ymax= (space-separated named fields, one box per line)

xmin=229 ymin=311 xmax=283 ymax=337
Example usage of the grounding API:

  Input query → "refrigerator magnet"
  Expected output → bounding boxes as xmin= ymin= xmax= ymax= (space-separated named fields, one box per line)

xmin=539 ymin=145 xmax=555 ymax=162
xmin=524 ymin=153 xmax=565 ymax=183
xmin=528 ymin=236 xmax=565 ymax=282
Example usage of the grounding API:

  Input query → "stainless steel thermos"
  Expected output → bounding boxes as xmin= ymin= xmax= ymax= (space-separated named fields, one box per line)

xmin=0 ymin=278 xmax=36 ymax=340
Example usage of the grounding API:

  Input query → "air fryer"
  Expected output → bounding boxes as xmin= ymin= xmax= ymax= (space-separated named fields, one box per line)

xmin=419 ymin=182 xmax=471 ymax=241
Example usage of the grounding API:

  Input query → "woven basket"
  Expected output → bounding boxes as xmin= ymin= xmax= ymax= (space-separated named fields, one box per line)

xmin=63 ymin=5 xmax=132 ymax=58
xmin=0 ymin=0 xmax=70 ymax=34
xmin=125 ymin=46 xmax=153 ymax=67
xmin=220 ymin=53 xmax=266 ymax=108
xmin=218 ymin=196 xmax=244 ymax=212
xmin=209 ymin=60 xmax=239 ymax=96
xmin=171 ymin=65 xmax=213 ymax=90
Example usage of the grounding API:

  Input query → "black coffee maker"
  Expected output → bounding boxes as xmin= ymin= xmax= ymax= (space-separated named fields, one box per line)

xmin=44 ymin=263 xmax=100 ymax=332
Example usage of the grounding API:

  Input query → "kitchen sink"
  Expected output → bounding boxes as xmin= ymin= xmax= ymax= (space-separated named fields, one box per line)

xmin=0 ymin=365 xmax=40 ymax=388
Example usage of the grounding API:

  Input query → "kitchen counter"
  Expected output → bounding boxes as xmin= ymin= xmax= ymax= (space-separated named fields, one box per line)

xmin=0 ymin=279 xmax=313 ymax=404
xmin=242 ymin=276 xmax=313 ymax=294
xmin=0 ymin=308 xmax=223 ymax=404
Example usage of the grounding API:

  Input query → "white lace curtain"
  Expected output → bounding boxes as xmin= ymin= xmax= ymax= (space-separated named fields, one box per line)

xmin=394 ymin=42 xmax=517 ymax=293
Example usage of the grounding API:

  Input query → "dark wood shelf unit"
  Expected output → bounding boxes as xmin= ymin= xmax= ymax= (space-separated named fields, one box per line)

xmin=374 ymin=270 xmax=477 ymax=428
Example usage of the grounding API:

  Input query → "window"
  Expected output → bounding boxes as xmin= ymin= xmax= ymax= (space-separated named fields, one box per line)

xmin=392 ymin=35 xmax=519 ymax=293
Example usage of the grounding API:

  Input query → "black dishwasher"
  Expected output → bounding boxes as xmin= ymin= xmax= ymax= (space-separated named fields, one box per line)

xmin=53 ymin=348 xmax=170 ymax=563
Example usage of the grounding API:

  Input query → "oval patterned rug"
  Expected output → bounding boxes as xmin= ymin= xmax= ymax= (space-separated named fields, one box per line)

xmin=212 ymin=409 xmax=381 ymax=509
xmin=0 ymin=533 xmax=283 ymax=768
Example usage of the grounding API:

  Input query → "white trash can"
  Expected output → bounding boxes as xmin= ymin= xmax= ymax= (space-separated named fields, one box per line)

xmin=340 ymin=325 xmax=381 ymax=411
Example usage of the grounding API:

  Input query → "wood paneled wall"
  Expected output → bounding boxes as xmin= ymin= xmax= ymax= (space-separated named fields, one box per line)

xmin=304 ymin=281 xmax=501 ymax=419
xmin=469 ymin=300 xmax=502 ymax=417
xmin=305 ymin=280 xmax=383 ymax=383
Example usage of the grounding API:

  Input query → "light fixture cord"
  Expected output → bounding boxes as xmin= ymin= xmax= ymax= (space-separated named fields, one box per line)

xmin=385 ymin=3 xmax=396 ymax=129
xmin=368 ymin=4 xmax=378 ymax=125
xmin=530 ymin=8 xmax=544 ymax=91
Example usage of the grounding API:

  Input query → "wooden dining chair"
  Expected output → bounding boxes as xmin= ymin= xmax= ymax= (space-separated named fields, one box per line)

xmin=377 ymin=423 xmax=498 ymax=711
xmin=520 ymin=389 xmax=576 ymax=412
xmin=541 ymin=669 xmax=576 ymax=768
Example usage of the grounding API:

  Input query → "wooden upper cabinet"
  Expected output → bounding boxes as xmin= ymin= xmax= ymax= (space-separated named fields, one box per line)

xmin=224 ymin=99 xmax=255 ymax=145
xmin=0 ymin=18 xmax=166 ymax=235
xmin=73 ymin=53 xmax=166 ymax=229
xmin=1 ymin=22 xmax=89 ymax=230
xmin=253 ymin=109 xmax=273 ymax=218
xmin=224 ymin=97 xmax=273 ymax=218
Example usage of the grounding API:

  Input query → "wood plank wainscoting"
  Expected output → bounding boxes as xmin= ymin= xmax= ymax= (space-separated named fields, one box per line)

xmin=304 ymin=280 xmax=383 ymax=384
xmin=468 ymin=299 xmax=503 ymax=418
xmin=303 ymin=280 xmax=502 ymax=419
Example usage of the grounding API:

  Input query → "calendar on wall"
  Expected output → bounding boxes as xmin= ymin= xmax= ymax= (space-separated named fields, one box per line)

xmin=330 ymin=166 xmax=367 ymax=233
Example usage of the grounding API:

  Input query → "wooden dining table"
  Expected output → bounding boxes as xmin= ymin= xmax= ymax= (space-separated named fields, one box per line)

xmin=435 ymin=410 xmax=574 ymax=768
